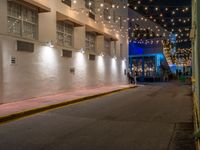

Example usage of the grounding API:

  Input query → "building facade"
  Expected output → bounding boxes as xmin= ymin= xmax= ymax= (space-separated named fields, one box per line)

xmin=128 ymin=8 xmax=170 ymax=81
xmin=192 ymin=0 xmax=200 ymax=148
xmin=0 ymin=0 xmax=129 ymax=104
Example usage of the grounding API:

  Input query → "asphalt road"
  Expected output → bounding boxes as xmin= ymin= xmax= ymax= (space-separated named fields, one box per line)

xmin=0 ymin=82 xmax=195 ymax=150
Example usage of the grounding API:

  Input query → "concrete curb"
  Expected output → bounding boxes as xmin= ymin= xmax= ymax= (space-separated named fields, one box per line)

xmin=0 ymin=86 xmax=137 ymax=124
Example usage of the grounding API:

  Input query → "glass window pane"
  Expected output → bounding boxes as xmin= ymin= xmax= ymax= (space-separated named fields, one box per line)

xmin=85 ymin=32 xmax=96 ymax=51
xmin=85 ymin=0 xmax=95 ymax=13
xmin=7 ymin=1 xmax=38 ymax=39
xmin=8 ymin=2 xmax=21 ymax=19
xmin=23 ymin=21 xmax=36 ymax=39
xmin=23 ymin=7 xmax=37 ymax=23
xmin=56 ymin=21 xmax=74 ymax=47
xmin=104 ymin=39 xmax=111 ymax=55
xmin=8 ymin=17 xmax=21 ymax=36
xmin=57 ymin=32 xmax=64 ymax=45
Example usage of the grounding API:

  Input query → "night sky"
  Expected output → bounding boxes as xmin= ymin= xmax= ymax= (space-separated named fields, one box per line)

xmin=129 ymin=0 xmax=192 ymax=48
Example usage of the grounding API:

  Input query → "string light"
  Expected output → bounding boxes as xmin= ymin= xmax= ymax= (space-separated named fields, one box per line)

xmin=69 ymin=0 xmax=191 ymax=44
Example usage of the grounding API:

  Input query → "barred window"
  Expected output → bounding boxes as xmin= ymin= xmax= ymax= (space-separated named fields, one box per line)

xmin=85 ymin=32 xmax=96 ymax=51
xmin=85 ymin=0 xmax=95 ymax=14
xmin=62 ymin=0 xmax=71 ymax=7
xmin=57 ymin=21 xmax=74 ymax=47
xmin=104 ymin=38 xmax=111 ymax=55
xmin=104 ymin=9 xmax=110 ymax=21
xmin=7 ymin=1 xmax=38 ymax=39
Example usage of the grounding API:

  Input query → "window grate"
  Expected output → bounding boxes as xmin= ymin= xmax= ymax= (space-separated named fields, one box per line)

xmin=62 ymin=49 xmax=72 ymax=58
xmin=88 ymin=54 xmax=95 ymax=61
xmin=17 ymin=40 xmax=34 ymax=52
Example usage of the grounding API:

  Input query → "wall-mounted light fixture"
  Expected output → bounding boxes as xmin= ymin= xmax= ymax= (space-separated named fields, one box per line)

xmin=113 ymin=56 xmax=117 ymax=60
xmin=46 ymin=40 xmax=54 ymax=48
xmin=80 ymin=48 xmax=85 ymax=54
xmin=123 ymin=58 xmax=127 ymax=62
xmin=99 ymin=52 xmax=104 ymax=57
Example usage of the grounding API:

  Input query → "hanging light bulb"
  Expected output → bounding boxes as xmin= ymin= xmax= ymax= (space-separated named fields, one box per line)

xmin=155 ymin=7 xmax=158 ymax=11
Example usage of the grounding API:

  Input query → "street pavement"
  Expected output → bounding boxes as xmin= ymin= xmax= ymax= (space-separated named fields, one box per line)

xmin=0 ymin=82 xmax=195 ymax=150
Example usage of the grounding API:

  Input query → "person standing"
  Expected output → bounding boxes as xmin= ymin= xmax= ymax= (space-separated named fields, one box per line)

xmin=127 ymin=71 xmax=131 ymax=84
xmin=134 ymin=73 xmax=137 ymax=85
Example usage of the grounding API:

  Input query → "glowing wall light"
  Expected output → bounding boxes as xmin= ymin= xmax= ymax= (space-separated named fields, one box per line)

xmin=40 ymin=46 xmax=58 ymax=65
xmin=38 ymin=46 xmax=59 ymax=77
xmin=97 ymin=55 xmax=105 ymax=76
xmin=46 ymin=40 xmax=54 ymax=48
xmin=111 ymin=56 xmax=117 ymax=72
xmin=80 ymin=48 xmax=85 ymax=54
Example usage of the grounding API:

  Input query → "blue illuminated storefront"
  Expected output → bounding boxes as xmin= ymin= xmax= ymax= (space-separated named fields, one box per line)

xmin=129 ymin=42 xmax=166 ymax=81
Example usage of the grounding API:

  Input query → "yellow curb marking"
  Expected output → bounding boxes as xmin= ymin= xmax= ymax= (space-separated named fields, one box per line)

xmin=0 ymin=86 xmax=137 ymax=125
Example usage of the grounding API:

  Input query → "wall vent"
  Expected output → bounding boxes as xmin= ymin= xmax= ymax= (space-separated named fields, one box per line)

xmin=10 ymin=56 xmax=17 ymax=65
xmin=17 ymin=41 xmax=34 ymax=52
xmin=62 ymin=49 xmax=72 ymax=58
xmin=88 ymin=54 xmax=95 ymax=61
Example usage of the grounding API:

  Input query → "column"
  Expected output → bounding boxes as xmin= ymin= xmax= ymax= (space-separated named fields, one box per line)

xmin=96 ymin=35 xmax=104 ymax=55
xmin=196 ymin=0 xmax=200 ymax=107
xmin=0 ymin=0 xmax=8 ymax=35
xmin=0 ymin=38 xmax=3 ymax=104
xmin=38 ymin=9 xmax=57 ymax=43
xmin=74 ymin=26 xmax=86 ymax=50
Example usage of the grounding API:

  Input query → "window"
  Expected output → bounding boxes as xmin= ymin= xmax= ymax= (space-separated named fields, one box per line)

xmin=7 ymin=1 xmax=38 ymax=39
xmin=88 ymin=12 xmax=95 ymax=20
xmin=104 ymin=9 xmax=110 ymax=21
xmin=85 ymin=32 xmax=96 ymax=51
xmin=104 ymin=38 xmax=111 ymax=55
xmin=57 ymin=21 xmax=74 ymax=47
xmin=85 ymin=0 xmax=95 ymax=14
xmin=62 ymin=0 xmax=71 ymax=7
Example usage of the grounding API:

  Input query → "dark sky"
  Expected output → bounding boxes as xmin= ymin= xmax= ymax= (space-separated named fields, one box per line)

xmin=128 ymin=0 xmax=191 ymax=6
xmin=153 ymin=0 xmax=191 ymax=5
xmin=128 ymin=0 xmax=192 ymax=48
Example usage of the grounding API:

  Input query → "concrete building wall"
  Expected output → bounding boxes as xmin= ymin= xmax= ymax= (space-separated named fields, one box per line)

xmin=0 ymin=36 xmax=127 ymax=103
xmin=0 ymin=0 xmax=128 ymax=103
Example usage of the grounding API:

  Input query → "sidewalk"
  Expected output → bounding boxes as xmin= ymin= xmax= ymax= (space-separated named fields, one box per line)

xmin=0 ymin=84 xmax=136 ymax=123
